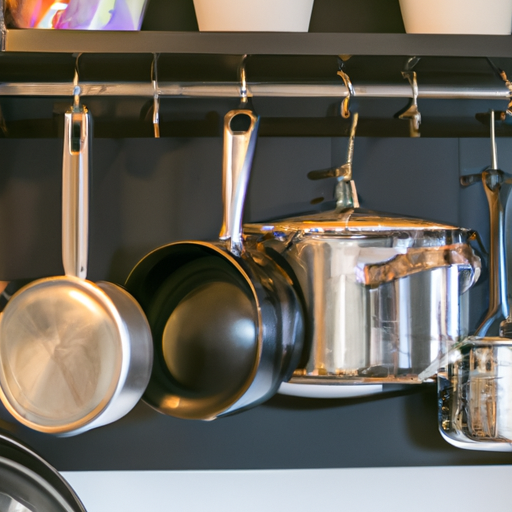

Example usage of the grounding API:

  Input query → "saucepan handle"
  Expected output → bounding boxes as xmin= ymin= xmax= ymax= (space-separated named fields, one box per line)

xmin=62 ymin=107 xmax=91 ymax=279
xmin=219 ymin=108 xmax=260 ymax=256
xmin=355 ymin=243 xmax=481 ymax=291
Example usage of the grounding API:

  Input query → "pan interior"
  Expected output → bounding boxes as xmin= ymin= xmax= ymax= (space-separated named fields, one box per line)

xmin=0 ymin=278 xmax=123 ymax=430
xmin=146 ymin=253 xmax=260 ymax=419
xmin=0 ymin=458 xmax=77 ymax=512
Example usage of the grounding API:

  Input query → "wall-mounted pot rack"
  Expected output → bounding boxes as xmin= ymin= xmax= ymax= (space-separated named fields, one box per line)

xmin=0 ymin=80 xmax=510 ymax=101
xmin=0 ymin=51 xmax=511 ymax=138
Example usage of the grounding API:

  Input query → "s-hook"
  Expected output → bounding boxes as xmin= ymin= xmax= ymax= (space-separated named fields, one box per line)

xmin=238 ymin=54 xmax=250 ymax=106
xmin=152 ymin=53 xmax=161 ymax=138
xmin=486 ymin=58 xmax=512 ymax=117
xmin=396 ymin=56 xmax=421 ymax=137
xmin=72 ymin=53 xmax=83 ymax=112
xmin=337 ymin=57 xmax=354 ymax=119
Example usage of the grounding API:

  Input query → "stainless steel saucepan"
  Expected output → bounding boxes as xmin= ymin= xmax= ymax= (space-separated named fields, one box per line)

xmin=244 ymin=112 xmax=481 ymax=397
xmin=438 ymin=110 xmax=512 ymax=451
xmin=125 ymin=104 xmax=304 ymax=420
xmin=0 ymin=94 xmax=153 ymax=436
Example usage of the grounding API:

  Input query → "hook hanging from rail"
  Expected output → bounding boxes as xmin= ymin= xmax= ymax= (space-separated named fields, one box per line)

xmin=394 ymin=57 xmax=421 ymax=137
xmin=151 ymin=53 xmax=161 ymax=138
xmin=238 ymin=54 xmax=250 ymax=106
xmin=72 ymin=53 xmax=83 ymax=112
xmin=485 ymin=58 xmax=512 ymax=117
xmin=337 ymin=57 xmax=354 ymax=119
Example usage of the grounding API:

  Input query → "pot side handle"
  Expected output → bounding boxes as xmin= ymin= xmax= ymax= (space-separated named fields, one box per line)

xmin=355 ymin=242 xmax=481 ymax=292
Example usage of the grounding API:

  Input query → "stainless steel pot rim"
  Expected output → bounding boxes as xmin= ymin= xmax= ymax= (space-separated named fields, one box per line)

xmin=0 ymin=275 xmax=132 ymax=434
xmin=454 ymin=335 xmax=512 ymax=348
xmin=244 ymin=208 xmax=473 ymax=241
xmin=278 ymin=381 xmax=384 ymax=398
xmin=245 ymin=224 xmax=473 ymax=242
xmin=0 ymin=432 xmax=86 ymax=511
xmin=130 ymin=239 xmax=258 ymax=297
xmin=131 ymin=239 xmax=264 ymax=344
xmin=0 ymin=456 xmax=78 ymax=512
xmin=439 ymin=431 xmax=512 ymax=452
xmin=286 ymin=374 xmax=432 ymax=384
xmin=130 ymin=240 xmax=271 ymax=417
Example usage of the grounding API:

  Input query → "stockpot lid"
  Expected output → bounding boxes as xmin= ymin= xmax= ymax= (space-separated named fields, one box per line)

xmin=244 ymin=208 xmax=473 ymax=248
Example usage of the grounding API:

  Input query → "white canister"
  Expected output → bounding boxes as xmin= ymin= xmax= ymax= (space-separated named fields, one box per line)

xmin=193 ymin=0 xmax=315 ymax=32
xmin=398 ymin=0 xmax=512 ymax=34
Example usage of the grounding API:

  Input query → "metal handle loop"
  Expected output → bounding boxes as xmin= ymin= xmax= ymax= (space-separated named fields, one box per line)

xmin=239 ymin=54 xmax=249 ymax=105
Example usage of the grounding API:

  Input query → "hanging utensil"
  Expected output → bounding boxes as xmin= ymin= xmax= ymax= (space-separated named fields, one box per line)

xmin=308 ymin=111 xmax=360 ymax=209
xmin=125 ymin=58 xmax=304 ymax=420
xmin=0 ymin=70 xmax=153 ymax=436
xmin=439 ymin=110 xmax=512 ymax=451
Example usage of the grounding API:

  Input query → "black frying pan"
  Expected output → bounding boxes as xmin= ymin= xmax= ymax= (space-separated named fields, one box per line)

xmin=126 ymin=106 xmax=304 ymax=420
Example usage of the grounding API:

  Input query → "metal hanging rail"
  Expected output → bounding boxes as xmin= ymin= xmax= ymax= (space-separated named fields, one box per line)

xmin=0 ymin=81 xmax=509 ymax=100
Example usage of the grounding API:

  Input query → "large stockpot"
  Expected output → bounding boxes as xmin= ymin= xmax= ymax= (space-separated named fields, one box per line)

xmin=244 ymin=208 xmax=480 ymax=388
xmin=125 ymin=106 xmax=304 ymax=420
xmin=245 ymin=112 xmax=480 ymax=392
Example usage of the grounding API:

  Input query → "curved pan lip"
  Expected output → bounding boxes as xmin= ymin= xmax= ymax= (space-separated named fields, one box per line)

xmin=126 ymin=239 xmax=282 ymax=420
xmin=0 ymin=432 xmax=87 ymax=511
xmin=0 ymin=275 xmax=130 ymax=435
xmin=278 ymin=381 xmax=384 ymax=398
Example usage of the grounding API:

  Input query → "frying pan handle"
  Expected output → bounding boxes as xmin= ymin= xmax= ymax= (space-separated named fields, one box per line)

xmin=62 ymin=107 xmax=91 ymax=279
xmin=219 ymin=108 xmax=260 ymax=255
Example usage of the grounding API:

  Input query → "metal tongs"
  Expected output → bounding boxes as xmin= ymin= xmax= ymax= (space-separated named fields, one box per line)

xmin=307 ymin=111 xmax=360 ymax=210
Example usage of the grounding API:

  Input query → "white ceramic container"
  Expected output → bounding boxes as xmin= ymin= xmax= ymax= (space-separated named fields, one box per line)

xmin=192 ymin=0 xmax=315 ymax=32
xmin=398 ymin=0 xmax=512 ymax=34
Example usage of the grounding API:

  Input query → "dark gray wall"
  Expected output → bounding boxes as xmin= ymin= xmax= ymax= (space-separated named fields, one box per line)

xmin=0 ymin=132 xmax=510 ymax=471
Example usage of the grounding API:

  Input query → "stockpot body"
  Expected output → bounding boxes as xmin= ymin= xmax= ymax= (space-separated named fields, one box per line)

xmin=244 ymin=208 xmax=481 ymax=384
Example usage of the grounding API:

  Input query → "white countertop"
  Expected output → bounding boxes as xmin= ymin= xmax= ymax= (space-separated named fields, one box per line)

xmin=63 ymin=465 xmax=512 ymax=512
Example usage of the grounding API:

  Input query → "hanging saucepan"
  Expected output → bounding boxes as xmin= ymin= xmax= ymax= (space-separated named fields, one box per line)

xmin=0 ymin=93 xmax=153 ymax=436
xmin=125 ymin=104 xmax=304 ymax=420
xmin=244 ymin=112 xmax=481 ymax=397
xmin=0 ymin=430 xmax=86 ymax=511
xmin=438 ymin=111 xmax=512 ymax=451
